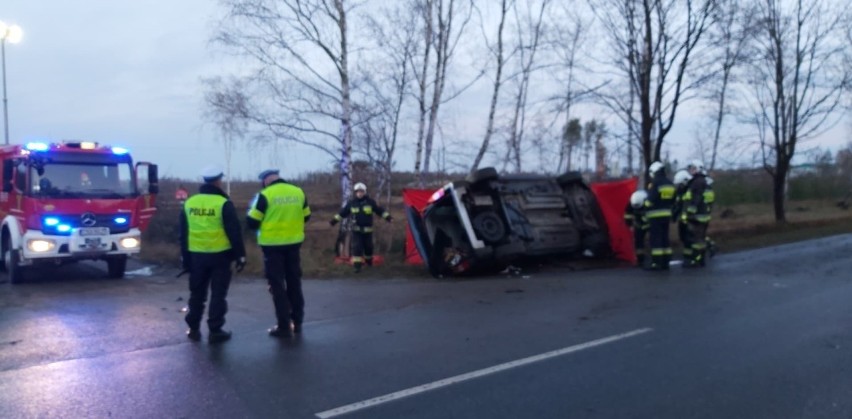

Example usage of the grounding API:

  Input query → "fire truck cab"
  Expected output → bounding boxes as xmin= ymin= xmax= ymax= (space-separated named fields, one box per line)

xmin=0 ymin=141 xmax=158 ymax=283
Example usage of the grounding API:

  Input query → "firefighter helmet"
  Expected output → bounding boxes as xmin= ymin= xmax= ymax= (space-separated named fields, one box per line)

xmin=353 ymin=182 xmax=367 ymax=192
xmin=630 ymin=190 xmax=648 ymax=208
xmin=673 ymin=170 xmax=692 ymax=186
xmin=648 ymin=161 xmax=665 ymax=175
xmin=687 ymin=160 xmax=705 ymax=174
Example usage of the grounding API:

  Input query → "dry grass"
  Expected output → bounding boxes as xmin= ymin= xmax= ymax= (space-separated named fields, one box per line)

xmin=706 ymin=200 xmax=852 ymax=254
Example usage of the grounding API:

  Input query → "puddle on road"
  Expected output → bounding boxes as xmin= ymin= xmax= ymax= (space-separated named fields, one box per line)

xmin=126 ymin=266 xmax=154 ymax=277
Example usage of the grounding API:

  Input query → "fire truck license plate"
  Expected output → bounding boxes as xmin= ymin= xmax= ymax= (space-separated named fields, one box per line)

xmin=80 ymin=227 xmax=110 ymax=237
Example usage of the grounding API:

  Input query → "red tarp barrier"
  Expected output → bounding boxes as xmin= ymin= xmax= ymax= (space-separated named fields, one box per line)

xmin=402 ymin=178 xmax=638 ymax=266
xmin=402 ymin=188 xmax=435 ymax=265
xmin=590 ymin=178 xmax=639 ymax=263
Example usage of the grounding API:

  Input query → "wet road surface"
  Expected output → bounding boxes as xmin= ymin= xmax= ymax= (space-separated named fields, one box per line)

xmin=1 ymin=235 xmax=852 ymax=418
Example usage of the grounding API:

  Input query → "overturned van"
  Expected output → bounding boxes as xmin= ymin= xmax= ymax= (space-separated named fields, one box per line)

xmin=406 ymin=168 xmax=611 ymax=277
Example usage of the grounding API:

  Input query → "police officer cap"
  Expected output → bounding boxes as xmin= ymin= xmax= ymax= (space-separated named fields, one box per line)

xmin=258 ymin=169 xmax=280 ymax=181
xmin=200 ymin=165 xmax=224 ymax=182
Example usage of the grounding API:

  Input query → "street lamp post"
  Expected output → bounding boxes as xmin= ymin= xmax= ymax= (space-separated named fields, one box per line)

xmin=0 ymin=21 xmax=24 ymax=145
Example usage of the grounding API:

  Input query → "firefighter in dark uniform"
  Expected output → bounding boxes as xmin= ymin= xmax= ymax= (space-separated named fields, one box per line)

xmin=682 ymin=160 xmax=714 ymax=267
xmin=672 ymin=169 xmax=694 ymax=264
xmin=644 ymin=161 xmax=676 ymax=270
xmin=180 ymin=165 xmax=246 ymax=343
xmin=247 ymin=169 xmax=311 ymax=338
xmin=329 ymin=182 xmax=392 ymax=273
xmin=624 ymin=190 xmax=649 ymax=267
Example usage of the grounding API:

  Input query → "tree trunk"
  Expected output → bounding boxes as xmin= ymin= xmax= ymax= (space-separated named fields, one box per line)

xmin=772 ymin=165 xmax=787 ymax=223
xmin=709 ymin=68 xmax=730 ymax=172
xmin=471 ymin=0 xmax=508 ymax=173
xmin=414 ymin=0 xmax=434 ymax=187
xmin=337 ymin=0 xmax=352 ymax=203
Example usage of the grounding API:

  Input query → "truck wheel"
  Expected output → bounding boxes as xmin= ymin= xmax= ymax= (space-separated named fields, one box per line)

xmin=7 ymin=249 xmax=24 ymax=284
xmin=107 ymin=256 xmax=128 ymax=279
xmin=468 ymin=167 xmax=499 ymax=184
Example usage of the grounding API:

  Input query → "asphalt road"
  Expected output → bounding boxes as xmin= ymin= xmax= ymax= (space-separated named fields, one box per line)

xmin=1 ymin=234 xmax=852 ymax=419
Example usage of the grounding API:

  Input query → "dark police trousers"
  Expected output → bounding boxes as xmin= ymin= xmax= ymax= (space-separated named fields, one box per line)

xmin=351 ymin=231 xmax=374 ymax=267
xmin=185 ymin=252 xmax=232 ymax=331
xmin=263 ymin=244 xmax=305 ymax=328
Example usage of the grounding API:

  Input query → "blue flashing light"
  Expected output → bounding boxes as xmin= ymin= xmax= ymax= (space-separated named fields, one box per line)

xmin=57 ymin=224 xmax=72 ymax=233
xmin=115 ymin=217 xmax=128 ymax=225
xmin=111 ymin=146 xmax=129 ymax=155
xmin=26 ymin=142 xmax=50 ymax=152
xmin=44 ymin=217 xmax=60 ymax=227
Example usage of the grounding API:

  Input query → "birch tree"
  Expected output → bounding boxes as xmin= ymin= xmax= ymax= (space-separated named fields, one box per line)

xmin=360 ymin=4 xmax=417 ymax=208
xmin=210 ymin=0 xmax=358 ymax=202
xmin=504 ymin=0 xmax=551 ymax=173
xmin=471 ymin=0 xmax=512 ymax=173
xmin=548 ymin=4 xmax=593 ymax=174
xmin=412 ymin=0 xmax=475 ymax=184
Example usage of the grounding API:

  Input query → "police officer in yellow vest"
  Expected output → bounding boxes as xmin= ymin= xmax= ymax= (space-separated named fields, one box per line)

xmin=179 ymin=165 xmax=246 ymax=344
xmin=247 ymin=169 xmax=311 ymax=338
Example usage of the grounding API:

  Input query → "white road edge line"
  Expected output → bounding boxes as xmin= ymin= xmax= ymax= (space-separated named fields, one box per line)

xmin=315 ymin=327 xmax=654 ymax=419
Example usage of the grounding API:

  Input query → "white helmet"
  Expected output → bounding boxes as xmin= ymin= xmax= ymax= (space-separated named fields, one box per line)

xmin=648 ymin=161 xmax=665 ymax=175
xmin=630 ymin=190 xmax=648 ymax=208
xmin=673 ymin=170 xmax=692 ymax=186
xmin=353 ymin=182 xmax=367 ymax=192
xmin=687 ymin=159 xmax=705 ymax=173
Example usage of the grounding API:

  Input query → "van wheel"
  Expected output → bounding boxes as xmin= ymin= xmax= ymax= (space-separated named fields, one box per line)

xmin=557 ymin=171 xmax=583 ymax=185
xmin=468 ymin=167 xmax=499 ymax=184
xmin=472 ymin=211 xmax=507 ymax=243
xmin=107 ymin=256 xmax=127 ymax=279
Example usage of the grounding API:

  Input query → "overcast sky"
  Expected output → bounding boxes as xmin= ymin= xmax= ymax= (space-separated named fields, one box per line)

xmin=2 ymin=1 xmax=849 ymax=181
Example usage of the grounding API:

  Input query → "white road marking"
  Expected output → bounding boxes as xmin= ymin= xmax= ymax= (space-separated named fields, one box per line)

xmin=315 ymin=327 xmax=654 ymax=419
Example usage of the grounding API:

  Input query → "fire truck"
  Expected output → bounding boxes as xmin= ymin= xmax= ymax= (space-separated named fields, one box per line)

xmin=0 ymin=141 xmax=158 ymax=283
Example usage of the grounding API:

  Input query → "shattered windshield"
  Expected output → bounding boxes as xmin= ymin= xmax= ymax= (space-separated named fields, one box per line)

xmin=31 ymin=161 xmax=135 ymax=199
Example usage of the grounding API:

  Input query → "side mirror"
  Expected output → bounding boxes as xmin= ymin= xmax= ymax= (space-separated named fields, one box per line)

xmin=148 ymin=164 xmax=159 ymax=195
xmin=2 ymin=161 xmax=13 ymax=193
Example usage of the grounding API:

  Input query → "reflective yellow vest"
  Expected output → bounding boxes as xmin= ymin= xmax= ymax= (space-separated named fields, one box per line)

xmin=248 ymin=183 xmax=310 ymax=246
xmin=184 ymin=194 xmax=231 ymax=253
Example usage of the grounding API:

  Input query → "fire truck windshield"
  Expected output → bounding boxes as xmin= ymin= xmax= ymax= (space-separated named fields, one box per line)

xmin=30 ymin=159 xmax=135 ymax=199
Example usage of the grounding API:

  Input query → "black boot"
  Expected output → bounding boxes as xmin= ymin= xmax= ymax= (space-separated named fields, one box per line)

xmin=186 ymin=329 xmax=201 ymax=341
xmin=268 ymin=325 xmax=293 ymax=338
xmin=208 ymin=329 xmax=232 ymax=344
